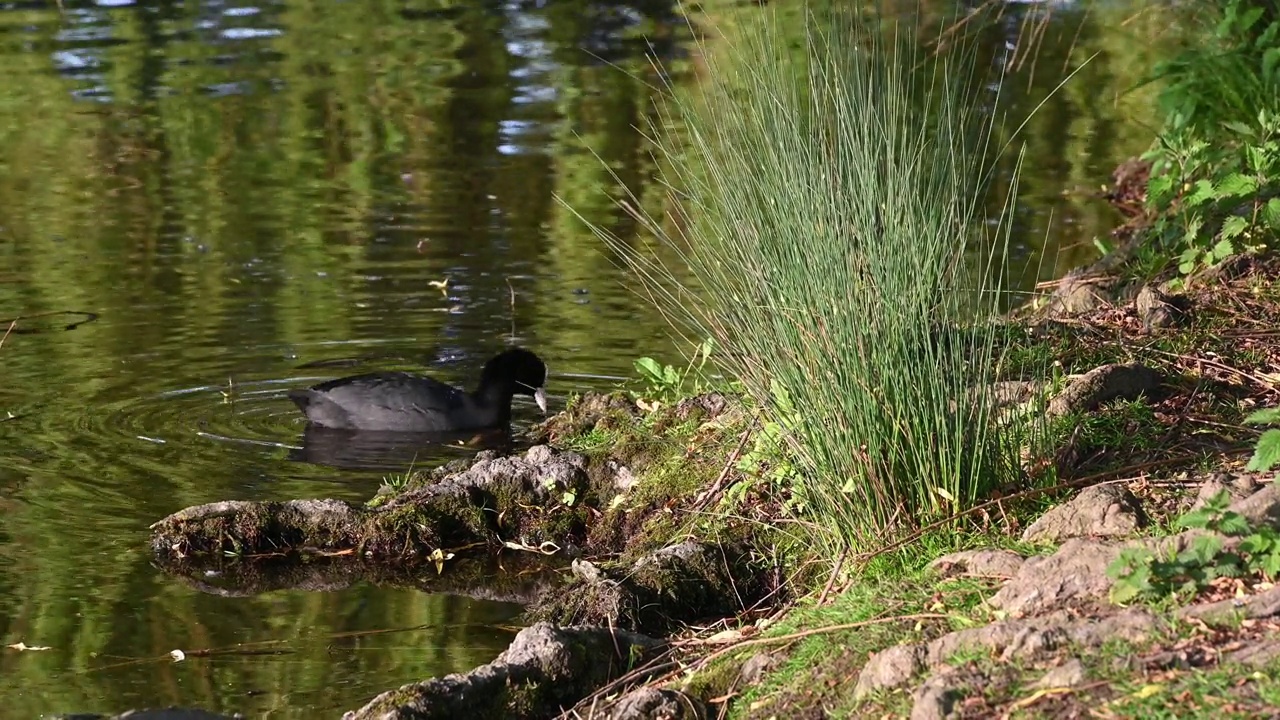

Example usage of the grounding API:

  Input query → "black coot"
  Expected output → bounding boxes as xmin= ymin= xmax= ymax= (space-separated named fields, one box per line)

xmin=288 ymin=347 xmax=549 ymax=432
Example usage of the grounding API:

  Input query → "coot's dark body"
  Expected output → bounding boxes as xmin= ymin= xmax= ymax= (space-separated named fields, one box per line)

xmin=288 ymin=347 xmax=548 ymax=432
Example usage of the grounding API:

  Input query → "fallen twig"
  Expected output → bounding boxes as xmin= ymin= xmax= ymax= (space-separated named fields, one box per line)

xmin=692 ymin=419 xmax=758 ymax=512
xmin=0 ymin=320 xmax=14 ymax=350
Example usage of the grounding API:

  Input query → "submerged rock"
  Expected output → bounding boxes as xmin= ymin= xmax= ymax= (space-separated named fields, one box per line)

xmin=343 ymin=622 xmax=664 ymax=720
xmin=150 ymin=445 xmax=594 ymax=563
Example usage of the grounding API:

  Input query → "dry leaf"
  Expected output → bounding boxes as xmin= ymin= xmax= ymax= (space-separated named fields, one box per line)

xmin=7 ymin=642 xmax=52 ymax=652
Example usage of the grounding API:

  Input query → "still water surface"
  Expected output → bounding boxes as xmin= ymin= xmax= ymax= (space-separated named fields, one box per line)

xmin=0 ymin=0 xmax=1174 ymax=715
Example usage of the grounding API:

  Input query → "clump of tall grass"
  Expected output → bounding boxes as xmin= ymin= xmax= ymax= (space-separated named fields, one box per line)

xmin=578 ymin=8 xmax=1026 ymax=553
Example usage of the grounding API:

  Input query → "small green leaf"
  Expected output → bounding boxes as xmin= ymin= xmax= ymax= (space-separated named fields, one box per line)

xmin=1204 ymin=489 xmax=1234 ymax=512
xmin=1222 ymin=120 xmax=1257 ymax=138
xmin=1183 ymin=216 xmax=1205 ymax=244
xmin=1220 ymin=216 xmax=1249 ymax=240
xmin=1178 ymin=507 xmax=1218 ymax=531
xmin=1211 ymin=238 xmax=1236 ymax=262
xmin=1216 ymin=512 xmax=1252 ymax=537
xmin=1262 ymin=554 xmax=1280 ymax=580
xmin=1245 ymin=408 xmax=1280 ymax=425
xmin=561 ymin=490 xmax=576 ymax=506
xmin=1239 ymin=7 xmax=1265 ymax=31
xmin=1187 ymin=179 xmax=1218 ymax=207
xmin=1215 ymin=173 xmax=1258 ymax=199
xmin=1178 ymin=247 xmax=1200 ymax=274
xmin=1246 ymin=428 xmax=1280 ymax=473
xmin=1188 ymin=535 xmax=1224 ymax=564
xmin=1265 ymin=198 xmax=1280 ymax=228
xmin=1239 ymin=534 xmax=1273 ymax=556
xmin=634 ymin=357 xmax=663 ymax=380
xmin=1148 ymin=174 xmax=1176 ymax=207
xmin=1109 ymin=579 xmax=1144 ymax=605
xmin=663 ymin=365 xmax=680 ymax=385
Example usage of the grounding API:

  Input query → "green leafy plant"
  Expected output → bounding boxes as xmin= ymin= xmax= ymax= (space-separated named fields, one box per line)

xmin=1244 ymin=407 xmax=1280 ymax=474
xmin=1143 ymin=111 xmax=1280 ymax=275
xmin=729 ymin=381 xmax=807 ymax=513
xmin=632 ymin=338 xmax=715 ymax=401
xmin=1107 ymin=490 xmax=1280 ymax=604
xmin=1147 ymin=0 xmax=1280 ymax=135
xmin=1139 ymin=1 xmax=1280 ymax=275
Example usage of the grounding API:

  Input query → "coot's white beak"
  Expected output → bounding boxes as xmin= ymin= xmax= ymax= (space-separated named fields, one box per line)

xmin=534 ymin=387 xmax=548 ymax=414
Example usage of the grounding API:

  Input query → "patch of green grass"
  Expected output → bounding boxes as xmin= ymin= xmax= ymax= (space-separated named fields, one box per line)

xmin=1073 ymin=398 xmax=1166 ymax=454
xmin=1000 ymin=328 xmax=1128 ymax=379
xmin=1087 ymin=654 xmax=1280 ymax=718
xmin=380 ymin=471 xmax=413 ymax=493
xmin=577 ymin=6 xmax=1039 ymax=555
xmin=697 ymin=558 xmax=1007 ymax=718
xmin=560 ymin=427 xmax=612 ymax=454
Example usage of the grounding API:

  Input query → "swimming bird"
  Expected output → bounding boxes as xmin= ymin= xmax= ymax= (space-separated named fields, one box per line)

xmin=287 ymin=347 xmax=548 ymax=432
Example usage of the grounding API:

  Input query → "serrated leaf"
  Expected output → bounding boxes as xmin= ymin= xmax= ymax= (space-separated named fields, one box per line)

xmin=1239 ymin=534 xmax=1273 ymax=555
xmin=1178 ymin=507 xmax=1217 ymax=530
xmin=1223 ymin=120 xmax=1257 ymax=138
xmin=1217 ymin=512 xmax=1252 ymax=536
xmin=1265 ymin=198 xmax=1280 ymax=228
xmin=1240 ymin=7 xmax=1265 ymax=32
xmin=1263 ymin=554 xmax=1280 ymax=579
xmin=1109 ymin=580 xmax=1144 ymax=605
xmin=1246 ymin=428 xmax=1280 ymax=472
xmin=1216 ymin=173 xmax=1258 ymax=199
xmin=1189 ymin=535 xmax=1224 ymax=564
xmin=1212 ymin=238 xmax=1236 ymax=261
xmin=1220 ymin=215 xmax=1249 ymax=240
xmin=1245 ymin=408 xmax=1280 ymax=425
xmin=1148 ymin=174 xmax=1176 ymax=207
xmin=1187 ymin=179 xmax=1218 ymax=207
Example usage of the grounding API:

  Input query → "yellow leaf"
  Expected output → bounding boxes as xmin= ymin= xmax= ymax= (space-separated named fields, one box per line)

xmin=1133 ymin=684 xmax=1163 ymax=699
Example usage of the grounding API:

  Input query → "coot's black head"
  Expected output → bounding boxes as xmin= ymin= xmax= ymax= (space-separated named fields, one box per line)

xmin=481 ymin=347 xmax=549 ymax=413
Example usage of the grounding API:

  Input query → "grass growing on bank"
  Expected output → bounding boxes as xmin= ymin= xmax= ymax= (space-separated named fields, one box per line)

xmin=576 ymin=7 xmax=1030 ymax=554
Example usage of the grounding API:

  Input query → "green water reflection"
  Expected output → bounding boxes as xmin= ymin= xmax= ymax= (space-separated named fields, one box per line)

xmin=0 ymin=0 xmax=1176 ymax=716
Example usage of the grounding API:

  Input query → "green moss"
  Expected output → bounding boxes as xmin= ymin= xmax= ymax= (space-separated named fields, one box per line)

xmin=682 ymin=651 xmax=749 ymax=699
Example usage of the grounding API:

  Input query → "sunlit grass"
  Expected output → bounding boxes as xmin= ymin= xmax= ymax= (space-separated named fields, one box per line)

xmin=575 ymin=6 xmax=1032 ymax=554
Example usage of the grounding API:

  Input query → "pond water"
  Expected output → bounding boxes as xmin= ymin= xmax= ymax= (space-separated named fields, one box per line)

xmin=0 ymin=0 xmax=1175 ymax=716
